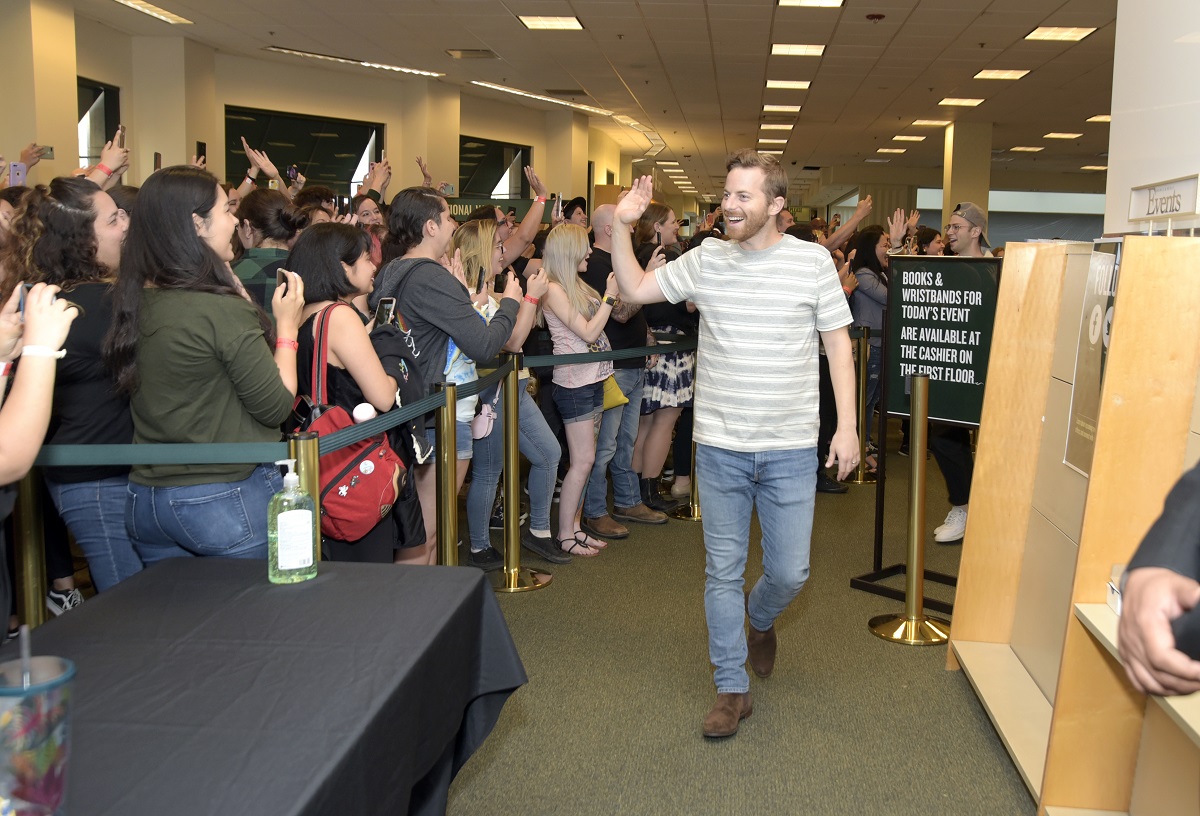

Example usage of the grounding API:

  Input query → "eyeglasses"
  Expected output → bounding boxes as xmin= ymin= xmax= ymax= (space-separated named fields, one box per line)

xmin=946 ymin=222 xmax=971 ymax=232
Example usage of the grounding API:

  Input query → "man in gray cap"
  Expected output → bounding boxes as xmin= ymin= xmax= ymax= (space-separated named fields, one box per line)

xmin=930 ymin=201 xmax=993 ymax=543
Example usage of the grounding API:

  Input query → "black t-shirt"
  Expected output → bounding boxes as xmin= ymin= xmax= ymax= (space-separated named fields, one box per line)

xmin=581 ymin=247 xmax=648 ymax=369
xmin=634 ymin=243 xmax=698 ymax=334
xmin=45 ymin=282 xmax=133 ymax=483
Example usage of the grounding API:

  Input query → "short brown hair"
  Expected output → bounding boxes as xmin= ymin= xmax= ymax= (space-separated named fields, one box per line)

xmin=726 ymin=149 xmax=788 ymax=201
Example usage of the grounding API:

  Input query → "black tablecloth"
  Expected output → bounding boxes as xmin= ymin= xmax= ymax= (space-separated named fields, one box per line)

xmin=1 ymin=559 xmax=526 ymax=816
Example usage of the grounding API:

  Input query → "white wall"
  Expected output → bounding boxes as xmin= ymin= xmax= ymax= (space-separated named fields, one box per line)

xmin=1105 ymin=0 xmax=1200 ymax=233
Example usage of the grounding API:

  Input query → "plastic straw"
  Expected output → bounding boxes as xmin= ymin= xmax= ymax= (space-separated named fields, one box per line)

xmin=19 ymin=625 xmax=30 ymax=689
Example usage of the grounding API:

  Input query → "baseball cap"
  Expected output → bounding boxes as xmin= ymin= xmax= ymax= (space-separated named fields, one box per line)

xmin=952 ymin=202 xmax=989 ymax=247
xmin=562 ymin=196 xmax=587 ymax=220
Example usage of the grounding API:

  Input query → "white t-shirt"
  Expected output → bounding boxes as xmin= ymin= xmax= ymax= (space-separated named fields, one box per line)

xmin=655 ymin=234 xmax=852 ymax=452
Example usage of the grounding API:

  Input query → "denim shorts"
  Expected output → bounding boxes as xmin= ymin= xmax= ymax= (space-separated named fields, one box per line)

xmin=553 ymin=381 xmax=603 ymax=424
xmin=424 ymin=423 xmax=473 ymax=461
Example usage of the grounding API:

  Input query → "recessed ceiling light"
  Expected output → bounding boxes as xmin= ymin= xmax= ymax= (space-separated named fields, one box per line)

xmin=1010 ymin=146 xmax=1044 ymax=152
xmin=1044 ymin=132 xmax=1083 ymax=139
xmin=893 ymin=135 xmax=926 ymax=142
xmin=112 ymin=0 xmax=192 ymax=24
xmin=940 ymin=98 xmax=985 ymax=107
xmin=766 ymin=80 xmax=811 ymax=90
xmin=1087 ymin=114 xmax=1112 ymax=123
xmin=761 ymin=150 xmax=784 ymax=155
xmin=657 ymin=161 xmax=680 ymax=166
xmin=266 ymin=47 xmax=443 ymax=77
xmin=974 ymin=69 xmax=1030 ymax=80
xmin=763 ymin=105 xmax=801 ymax=113
xmin=759 ymin=139 xmax=788 ymax=144
xmin=469 ymin=81 xmax=611 ymax=115
xmin=1026 ymin=27 xmax=1096 ymax=42
xmin=865 ymin=158 xmax=890 ymax=163
xmin=778 ymin=0 xmax=843 ymax=6
xmin=519 ymin=16 xmax=583 ymax=30
xmin=1081 ymin=165 xmax=1108 ymax=171
xmin=760 ymin=124 xmax=792 ymax=131
xmin=771 ymin=44 xmax=826 ymax=57
xmin=912 ymin=119 xmax=951 ymax=126
xmin=877 ymin=148 xmax=906 ymax=154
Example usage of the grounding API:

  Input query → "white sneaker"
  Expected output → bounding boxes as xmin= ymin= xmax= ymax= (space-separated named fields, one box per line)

xmin=934 ymin=505 xmax=968 ymax=543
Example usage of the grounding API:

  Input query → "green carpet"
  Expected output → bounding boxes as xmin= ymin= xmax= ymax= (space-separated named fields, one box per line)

xmin=448 ymin=434 xmax=1034 ymax=815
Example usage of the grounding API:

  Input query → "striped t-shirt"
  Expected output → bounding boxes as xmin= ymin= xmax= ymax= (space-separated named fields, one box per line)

xmin=655 ymin=234 xmax=852 ymax=452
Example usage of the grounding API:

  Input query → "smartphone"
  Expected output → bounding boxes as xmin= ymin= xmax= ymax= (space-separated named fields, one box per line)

xmin=374 ymin=297 xmax=397 ymax=326
xmin=18 ymin=283 xmax=56 ymax=318
xmin=39 ymin=146 xmax=55 ymax=161
xmin=116 ymin=125 xmax=126 ymax=149
xmin=552 ymin=193 xmax=563 ymax=221
xmin=286 ymin=164 xmax=298 ymax=182
xmin=195 ymin=141 xmax=206 ymax=162
xmin=9 ymin=162 xmax=27 ymax=187
xmin=153 ymin=152 xmax=162 ymax=171
xmin=276 ymin=269 xmax=289 ymax=297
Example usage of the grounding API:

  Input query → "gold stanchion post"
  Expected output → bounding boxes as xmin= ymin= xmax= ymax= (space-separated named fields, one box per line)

xmin=435 ymin=382 xmax=459 ymax=566
xmin=868 ymin=375 xmax=951 ymax=645
xmin=13 ymin=472 xmax=47 ymax=628
xmin=289 ymin=432 xmax=322 ymax=564
xmin=846 ymin=328 xmax=876 ymax=485
xmin=671 ymin=441 xmax=701 ymax=522
xmin=492 ymin=354 xmax=551 ymax=592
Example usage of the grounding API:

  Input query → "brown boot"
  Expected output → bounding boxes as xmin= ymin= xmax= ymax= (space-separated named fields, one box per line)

xmin=702 ymin=692 xmax=753 ymax=738
xmin=612 ymin=502 xmax=668 ymax=525
xmin=581 ymin=514 xmax=629 ymax=540
xmin=747 ymin=623 xmax=777 ymax=678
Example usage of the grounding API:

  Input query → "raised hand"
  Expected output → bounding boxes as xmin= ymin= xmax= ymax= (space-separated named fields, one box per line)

xmin=19 ymin=143 xmax=45 ymax=169
xmin=525 ymin=267 xmax=549 ymax=300
xmin=524 ymin=166 xmax=547 ymax=199
xmin=615 ymin=176 xmax=653 ymax=226
xmin=271 ymin=271 xmax=305 ymax=338
xmin=415 ymin=156 xmax=433 ymax=187
xmin=853 ymin=194 xmax=873 ymax=221
xmin=886 ymin=208 xmax=907 ymax=245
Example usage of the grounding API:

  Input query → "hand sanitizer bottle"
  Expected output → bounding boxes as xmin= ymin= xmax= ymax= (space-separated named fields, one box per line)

xmin=268 ymin=458 xmax=318 ymax=584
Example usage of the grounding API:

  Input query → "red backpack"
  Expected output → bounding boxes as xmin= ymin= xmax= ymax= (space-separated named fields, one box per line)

xmin=294 ymin=304 xmax=405 ymax=542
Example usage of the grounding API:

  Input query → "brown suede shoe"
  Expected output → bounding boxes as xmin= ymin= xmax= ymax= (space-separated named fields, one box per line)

xmin=612 ymin=502 xmax=668 ymax=525
xmin=747 ymin=623 xmax=777 ymax=678
xmin=581 ymin=514 xmax=629 ymax=540
xmin=702 ymin=692 xmax=753 ymax=738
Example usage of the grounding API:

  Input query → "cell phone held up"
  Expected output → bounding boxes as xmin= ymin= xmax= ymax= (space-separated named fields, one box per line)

xmin=276 ymin=269 xmax=289 ymax=297
xmin=18 ymin=283 xmax=56 ymax=319
xmin=374 ymin=298 xmax=397 ymax=327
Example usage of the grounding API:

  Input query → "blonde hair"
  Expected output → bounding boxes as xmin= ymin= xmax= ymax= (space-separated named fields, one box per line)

xmin=539 ymin=223 xmax=599 ymax=326
xmin=448 ymin=218 xmax=496 ymax=292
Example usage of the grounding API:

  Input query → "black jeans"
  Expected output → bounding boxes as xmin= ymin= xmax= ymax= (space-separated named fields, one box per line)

xmin=929 ymin=424 xmax=973 ymax=506
xmin=816 ymin=354 xmax=837 ymax=473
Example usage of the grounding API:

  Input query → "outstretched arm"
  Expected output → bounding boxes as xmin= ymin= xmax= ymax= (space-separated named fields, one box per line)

xmin=503 ymin=166 xmax=548 ymax=259
xmin=822 ymin=195 xmax=873 ymax=252
xmin=610 ymin=176 xmax=667 ymax=305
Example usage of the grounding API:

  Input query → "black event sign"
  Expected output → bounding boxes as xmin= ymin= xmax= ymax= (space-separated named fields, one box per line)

xmin=885 ymin=256 xmax=1002 ymax=426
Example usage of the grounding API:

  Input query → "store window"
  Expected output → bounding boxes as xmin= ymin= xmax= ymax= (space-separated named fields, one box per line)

xmin=459 ymin=136 xmax=531 ymax=198
xmin=78 ymin=78 xmax=121 ymax=169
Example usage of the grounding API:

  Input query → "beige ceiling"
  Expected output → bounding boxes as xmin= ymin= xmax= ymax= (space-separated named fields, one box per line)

xmin=73 ymin=0 xmax=1117 ymax=202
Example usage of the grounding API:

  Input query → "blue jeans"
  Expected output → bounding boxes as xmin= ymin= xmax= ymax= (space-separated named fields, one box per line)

xmin=467 ymin=389 xmax=504 ymax=552
xmin=518 ymin=380 xmax=560 ymax=532
xmin=126 ymin=464 xmax=282 ymax=565
xmin=864 ymin=343 xmax=882 ymax=444
xmin=583 ymin=367 xmax=644 ymax=518
xmin=45 ymin=475 xmax=143 ymax=592
xmin=696 ymin=444 xmax=817 ymax=694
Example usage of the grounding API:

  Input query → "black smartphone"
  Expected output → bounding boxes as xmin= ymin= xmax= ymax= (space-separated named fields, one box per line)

xmin=116 ymin=125 xmax=126 ymax=149
xmin=195 ymin=141 xmax=206 ymax=162
xmin=153 ymin=152 xmax=162 ymax=171
xmin=276 ymin=269 xmax=289 ymax=297
xmin=374 ymin=297 xmax=397 ymax=326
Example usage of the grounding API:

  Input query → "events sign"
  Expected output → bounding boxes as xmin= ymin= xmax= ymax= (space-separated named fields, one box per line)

xmin=1128 ymin=175 xmax=1199 ymax=222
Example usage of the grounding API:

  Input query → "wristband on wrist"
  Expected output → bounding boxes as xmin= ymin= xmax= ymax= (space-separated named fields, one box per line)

xmin=275 ymin=338 xmax=299 ymax=351
xmin=95 ymin=163 xmax=114 ymax=178
xmin=842 ymin=286 xmax=853 ymax=297
xmin=534 ymin=195 xmax=547 ymax=204
xmin=523 ymin=295 xmax=540 ymax=305
xmin=603 ymin=295 xmax=617 ymax=306
xmin=0 ymin=362 xmax=12 ymax=377
xmin=22 ymin=345 xmax=65 ymax=359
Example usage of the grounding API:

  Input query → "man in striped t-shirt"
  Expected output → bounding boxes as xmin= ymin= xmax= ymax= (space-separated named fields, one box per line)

xmin=611 ymin=150 xmax=859 ymax=738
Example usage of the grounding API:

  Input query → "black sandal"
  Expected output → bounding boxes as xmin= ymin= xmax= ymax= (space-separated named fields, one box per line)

xmin=557 ymin=534 xmax=600 ymax=558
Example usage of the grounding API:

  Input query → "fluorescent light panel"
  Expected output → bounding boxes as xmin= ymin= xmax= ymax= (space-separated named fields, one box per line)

xmin=1026 ymin=26 xmax=1096 ymax=42
xmin=112 ymin=0 xmax=192 ymax=24
xmin=657 ymin=161 xmax=680 ymax=166
xmin=772 ymin=44 xmax=826 ymax=56
xmin=912 ymin=119 xmax=950 ymax=126
xmin=266 ymin=47 xmax=442 ymax=77
xmin=766 ymin=80 xmax=811 ymax=90
xmin=758 ymin=138 xmax=788 ymax=144
xmin=940 ymin=97 xmax=985 ymax=107
xmin=974 ymin=69 xmax=1030 ymax=80
xmin=470 ymin=81 xmax=611 ymax=115
xmin=760 ymin=124 xmax=792 ymax=131
xmin=761 ymin=150 xmax=784 ymax=155
xmin=1044 ymin=132 xmax=1083 ymax=139
xmin=1087 ymin=114 xmax=1112 ymax=123
xmin=893 ymin=135 xmax=926 ymax=142
xmin=763 ymin=105 xmax=801 ymax=113
xmin=519 ymin=16 xmax=583 ymax=30
xmin=778 ymin=0 xmax=843 ymax=6
xmin=877 ymin=148 xmax=906 ymax=154
xmin=1010 ymin=146 xmax=1044 ymax=152
xmin=1081 ymin=165 xmax=1108 ymax=171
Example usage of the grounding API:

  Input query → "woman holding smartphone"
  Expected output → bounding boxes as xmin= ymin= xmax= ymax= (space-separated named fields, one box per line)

xmin=5 ymin=176 xmax=142 ymax=591
xmin=538 ymin=223 xmax=618 ymax=557
xmin=106 ymin=165 xmax=306 ymax=564
xmin=447 ymin=219 xmax=551 ymax=570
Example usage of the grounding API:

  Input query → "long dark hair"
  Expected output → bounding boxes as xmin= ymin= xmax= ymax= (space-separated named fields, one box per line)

xmin=105 ymin=165 xmax=272 ymax=394
xmin=5 ymin=177 xmax=109 ymax=292
xmin=915 ymin=226 xmax=941 ymax=256
xmin=850 ymin=225 xmax=888 ymax=283
xmin=286 ymin=222 xmax=369 ymax=304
